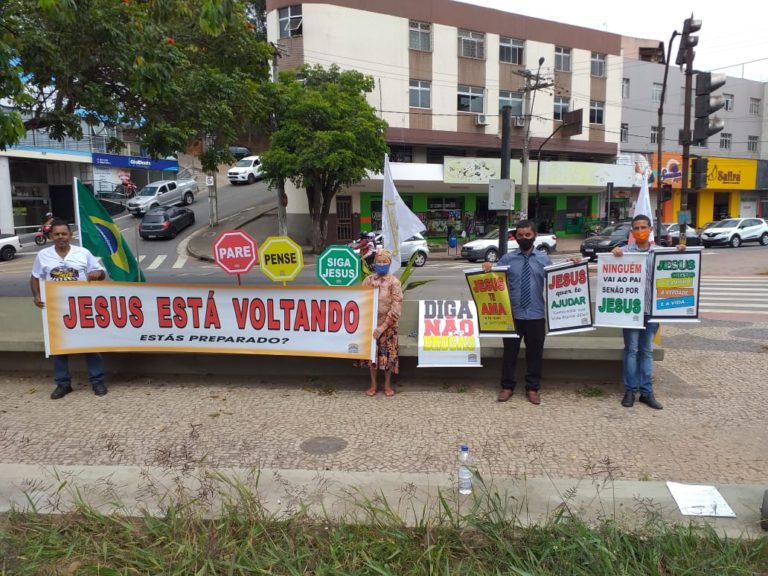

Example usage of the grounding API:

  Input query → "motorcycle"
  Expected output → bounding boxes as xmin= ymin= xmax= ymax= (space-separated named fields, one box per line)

xmin=35 ymin=225 xmax=52 ymax=246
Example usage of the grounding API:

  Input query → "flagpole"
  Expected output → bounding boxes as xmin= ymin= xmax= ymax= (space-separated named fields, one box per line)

xmin=135 ymin=220 xmax=142 ymax=282
xmin=73 ymin=177 xmax=83 ymax=247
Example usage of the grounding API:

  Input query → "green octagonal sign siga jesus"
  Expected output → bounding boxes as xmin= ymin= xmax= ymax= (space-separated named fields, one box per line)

xmin=316 ymin=245 xmax=361 ymax=287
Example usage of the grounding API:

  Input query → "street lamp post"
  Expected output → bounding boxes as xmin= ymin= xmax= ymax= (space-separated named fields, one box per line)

xmin=655 ymin=30 xmax=680 ymax=227
xmin=534 ymin=122 xmax=568 ymax=228
xmin=520 ymin=57 xmax=548 ymax=220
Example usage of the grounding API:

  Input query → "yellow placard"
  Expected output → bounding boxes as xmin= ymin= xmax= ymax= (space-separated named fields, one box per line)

xmin=258 ymin=236 xmax=304 ymax=282
xmin=464 ymin=270 xmax=516 ymax=336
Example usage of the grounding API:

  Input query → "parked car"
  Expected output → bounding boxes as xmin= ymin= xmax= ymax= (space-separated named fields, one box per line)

xmin=658 ymin=223 xmax=701 ymax=247
xmin=228 ymin=145 xmax=252 ymax=161
xmin=139 ymin=206 xmax=196 ymax=240
xmin=699 ymin=218 xmax=768 ymax=248
xmin=0 ymin=234 xmax=22 ymax=261
xmin=227 ymin=155 xmax=263 ymax=185
xmin=461 ymin=228 xmax=557 ymax=262
xmin=350 ymin=231 xmax=429 ymax=267
xmin=696 ymin=221 xmax=718 ymax=235
xmin=580 ymin=221 xmax=632 ymax=260
xmin=127 ymin=179 xmax=198 ymax=217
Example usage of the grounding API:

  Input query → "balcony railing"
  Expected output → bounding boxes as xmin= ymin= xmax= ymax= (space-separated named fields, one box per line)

xmin=13 ymin=130 xmax=145 ymax=157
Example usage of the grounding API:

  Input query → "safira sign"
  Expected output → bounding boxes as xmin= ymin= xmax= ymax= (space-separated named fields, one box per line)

xmin=544 ymin=260 xmax=594 ymax=335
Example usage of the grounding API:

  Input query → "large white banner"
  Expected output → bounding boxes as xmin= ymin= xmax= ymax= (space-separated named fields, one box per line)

xmin=649 ymin=248 xmax=702 ymax=322
xmin=41 ymin=282 xmax=377 ymax=360
xmin=544 ymin=260 xmax=594 ymax=335
xmin=594 ymin=253 xmax=648 ymax=329
xmin=418 ymin=300 xmax=481 ymax=367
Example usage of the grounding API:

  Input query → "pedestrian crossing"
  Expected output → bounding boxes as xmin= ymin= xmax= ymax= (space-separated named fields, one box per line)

xmin=698 ymin=277 xmax=768 ymax=316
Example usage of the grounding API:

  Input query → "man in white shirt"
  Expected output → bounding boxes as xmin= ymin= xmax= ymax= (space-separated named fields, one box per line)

xmin=30 ymin=220 xmax=108 ymax=399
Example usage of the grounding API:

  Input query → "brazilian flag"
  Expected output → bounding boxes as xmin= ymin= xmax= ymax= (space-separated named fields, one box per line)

xmin=76 ymin=179 xmax=145 ymax=282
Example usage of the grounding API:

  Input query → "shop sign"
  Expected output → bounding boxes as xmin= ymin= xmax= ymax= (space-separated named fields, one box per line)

xmin=92 ymin=153 xmax=179 ymax=172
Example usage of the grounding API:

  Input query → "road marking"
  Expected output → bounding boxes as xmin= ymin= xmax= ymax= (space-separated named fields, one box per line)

xmin=172 ymin=255 xmax=187 ymax=269
xmin=138 ymin=255 xmax=147 ymax=263
xmin=700 ymin=302 xmax=768 ymax=309
xmin=146 ymin=255 xmax=167 ymax=270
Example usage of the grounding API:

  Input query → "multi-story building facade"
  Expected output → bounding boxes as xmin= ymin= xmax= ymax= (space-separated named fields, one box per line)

xmin=620 ymin=44 xmax=768 ymax=227
xmin=266 ymin=0 xmax=638 ymax=242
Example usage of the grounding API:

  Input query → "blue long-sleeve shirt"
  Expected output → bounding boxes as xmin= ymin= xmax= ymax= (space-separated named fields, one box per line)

xmin=496 ymin=249 xmax=553 ymax=320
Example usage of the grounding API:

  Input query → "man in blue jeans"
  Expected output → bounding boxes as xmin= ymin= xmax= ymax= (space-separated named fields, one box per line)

xmin=30 ymin=220 xmax=108 ymax=399
xmin=612 ymin=215 xmax=686 ymax=409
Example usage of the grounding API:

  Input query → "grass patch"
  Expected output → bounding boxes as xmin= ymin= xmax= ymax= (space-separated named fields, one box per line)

xmin=1 ymin=474 xmax=766 ymax=575
xmin=577 ymin=385 xmax=606 ymax=398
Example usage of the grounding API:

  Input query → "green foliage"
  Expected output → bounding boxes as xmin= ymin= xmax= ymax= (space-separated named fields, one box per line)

xmin=0 ymin=0 xmax=273 ymax=157
xmin=261 ymin=65 xmax=389 ymax=252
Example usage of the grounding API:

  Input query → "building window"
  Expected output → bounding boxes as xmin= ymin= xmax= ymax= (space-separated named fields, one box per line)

xmin=591 ymin=53 xmax=606 ymax=77
xmin=652 ymin=83 xmax=663 ymax=103
xmin=750 ymin=98 xmax=760 ymax=115
xmin=457 ymin=85 xmax=485 ymax=113
xmin=650 ymin=126 xmax=665 ymax=144
xmin=500 ymin=37 xmax=524 ymax=64
xmin=622 ymin=78 xmax=630 ymax=99
xmin=409 ymin=21 xmax=431 ymax=52
xmin=620 ymin=123 xmax=629 ymax=143
xmin=555 ymin=46 xmax=571 ymax=72
xmin=720 ymin=132 xmax=732 ymax=150
xmin=589 ymin=100 xmax=604 ymax=124
xmin=748 ymin=136 xmax=759 ymax=153
xmin=498 ymin=90 xmax=523 ymax=115
xmin=409 ymin=80 xmax=431 ymax=109
xmin=389 ymin=145 xmax=413 ymax=163
xmin=278 ymin=5 xmax=302 ymax=38
xmin=554 ymin=96 xmax=570 ymax=121
xmin=458 ymin=30 xmax=485 ymax=60
xmin=723 ymin=93 xmax=734 ymax=111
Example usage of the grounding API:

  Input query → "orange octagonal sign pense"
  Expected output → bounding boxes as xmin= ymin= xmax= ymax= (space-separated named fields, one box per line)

xmin=212 ymin=230 xmax=259 ymax=275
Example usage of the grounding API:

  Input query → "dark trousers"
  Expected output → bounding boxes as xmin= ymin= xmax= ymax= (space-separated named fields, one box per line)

xmin=53 ymin=353 xmax=104 ymax=388
xmin=500 ymin=318 xmax=546 ymax=392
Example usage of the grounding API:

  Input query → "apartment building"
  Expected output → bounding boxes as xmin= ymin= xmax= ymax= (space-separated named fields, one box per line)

xmin=620 ymin=47 xmax=768 ymax=226
xmin=266 ymin=0 xmax=637 ymax=242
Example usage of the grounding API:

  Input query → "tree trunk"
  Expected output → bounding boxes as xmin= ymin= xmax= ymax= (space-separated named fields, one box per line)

xmin=307 ymin=185 xmax=325 ymax=253
xmin=276 ymin=180 xmax=288 ymax=236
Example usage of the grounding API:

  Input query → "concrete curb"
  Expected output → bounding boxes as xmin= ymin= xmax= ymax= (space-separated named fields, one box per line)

xmin=186 ymin=204 xmax=277 ymax=262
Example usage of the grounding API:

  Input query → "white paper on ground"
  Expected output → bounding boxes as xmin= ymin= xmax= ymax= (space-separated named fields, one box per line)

xmin=666 ymin=481 xmax=736 ymax=517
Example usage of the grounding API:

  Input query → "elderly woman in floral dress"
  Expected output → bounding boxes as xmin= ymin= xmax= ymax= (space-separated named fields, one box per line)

xmin=358 ymin=249 xmax=403 ymax=397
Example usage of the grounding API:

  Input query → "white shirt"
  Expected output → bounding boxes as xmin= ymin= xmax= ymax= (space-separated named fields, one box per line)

xmin=32 ymin=244 xmax=104 ymax=282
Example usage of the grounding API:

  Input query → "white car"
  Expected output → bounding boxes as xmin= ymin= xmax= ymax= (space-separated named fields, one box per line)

xmin=461 ymin=228 xmax=557 ymax=262
xmin=228 ymin=155 xmax=263 ymax=185
xmin=0 ymin=234 xmax=22 ymax=261
xmin=350 ymin=232 xmax=429 ymax=267
xmin=699 ymin=218 xmax=768 ymax=248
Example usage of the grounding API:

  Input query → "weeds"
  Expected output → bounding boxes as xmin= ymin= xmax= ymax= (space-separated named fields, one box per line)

xmin=577 ymin=385 xmax=606 ymax=398
xmin=1 ymin=468 xmax=766 ymax=575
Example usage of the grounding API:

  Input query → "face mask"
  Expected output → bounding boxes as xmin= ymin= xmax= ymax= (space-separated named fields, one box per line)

xmin=517 ymin=238 xmax=535 ymax=251
xmin=374 ymin=264 xmax=390 ymax=276
xmin=633 ymin=230 xmax=650 ymax=242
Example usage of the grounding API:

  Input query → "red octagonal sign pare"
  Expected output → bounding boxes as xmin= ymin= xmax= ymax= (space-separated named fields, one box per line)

xmin=213 ymin=230 xmax=259 ymax=275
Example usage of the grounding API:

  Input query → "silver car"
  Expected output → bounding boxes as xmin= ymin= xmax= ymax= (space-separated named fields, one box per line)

xmin=368 ymin=231 xmax=429 ymax=266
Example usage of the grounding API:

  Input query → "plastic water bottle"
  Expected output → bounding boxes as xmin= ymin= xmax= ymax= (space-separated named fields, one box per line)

xmin=458 ymin=444 xmax=473 ymax=495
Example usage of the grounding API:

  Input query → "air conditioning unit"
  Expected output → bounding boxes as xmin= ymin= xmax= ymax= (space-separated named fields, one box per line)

xmin=513 ymin=116 xmax=526 ymax=127
xmin=475 ymin=114 xmax=488 ymax=126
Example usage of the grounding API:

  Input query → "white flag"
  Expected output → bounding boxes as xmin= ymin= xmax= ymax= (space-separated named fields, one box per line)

xmin=628 ymin=168 xmax=654 ymax=246
xmin=381 ymin=154 xmax=426 ymax=274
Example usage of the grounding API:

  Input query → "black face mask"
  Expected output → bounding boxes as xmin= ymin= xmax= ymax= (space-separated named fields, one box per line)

xmin=517 ymin=237 xmax=535 ymax=251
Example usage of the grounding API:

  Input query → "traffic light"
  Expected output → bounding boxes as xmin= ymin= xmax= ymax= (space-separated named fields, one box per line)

xmin=691 ymin=158 xmax=708 ymax=190
xmin=692 ymin=72 xmax=726 ymax=146
xmin=675 ymin=17 xmax=701 ymax=67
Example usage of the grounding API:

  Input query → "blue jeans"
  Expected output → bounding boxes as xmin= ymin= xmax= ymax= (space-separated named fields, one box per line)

xmin=622 ymin=323 xmax=658 ymax=395
xmin=53 ymin=354 xmax=104 ymax=388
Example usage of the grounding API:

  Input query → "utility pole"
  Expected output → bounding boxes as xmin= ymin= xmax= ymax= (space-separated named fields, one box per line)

xmin=203 ymin=135 xmax=219 ymax=227
xmin=498 ymin=106 xmax=512 ymax=257
xmin=656 ymin=30 xmax=679 ymax=227
xmin=518 ymin=58 xmax=551 ymax=220
xmin=271 ymin=43 xmax=289 ymax=235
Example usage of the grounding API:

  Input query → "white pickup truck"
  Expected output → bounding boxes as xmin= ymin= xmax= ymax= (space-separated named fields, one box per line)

xmin=0 ymin=234 xmax=23 ymax=261
xmin=460 ymin=228 xmax=557 ymax=262
xmin=126 ymin=179 xmax=199 ymax=217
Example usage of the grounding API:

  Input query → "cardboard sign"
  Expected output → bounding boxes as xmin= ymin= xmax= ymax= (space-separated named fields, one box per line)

xmin=649 ymin=248 xmax=702 ymax=322
xmin=417 ymin=300 xmax=481 ymax=367
xmin=464 ymin=268 xmax=517 ymax=337
xmin=594 ymin=253 xmax=647 ymax=329
xmin=544 ymin=260 xmax=594 ymax=335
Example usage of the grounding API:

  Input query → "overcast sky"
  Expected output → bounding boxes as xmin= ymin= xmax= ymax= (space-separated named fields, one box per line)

xmin=459 ymin=0 xmax=768 ymax=82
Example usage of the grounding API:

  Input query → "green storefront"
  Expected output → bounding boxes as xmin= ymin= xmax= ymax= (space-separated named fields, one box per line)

xmin=358 ymin=191 xmax=600 ymax=238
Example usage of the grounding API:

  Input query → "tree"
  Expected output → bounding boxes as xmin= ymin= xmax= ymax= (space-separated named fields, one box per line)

xmin=261 ymin=65 xmax=388 ymax=253
xmin=0 ymin=0 xmax=272 ymax=165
